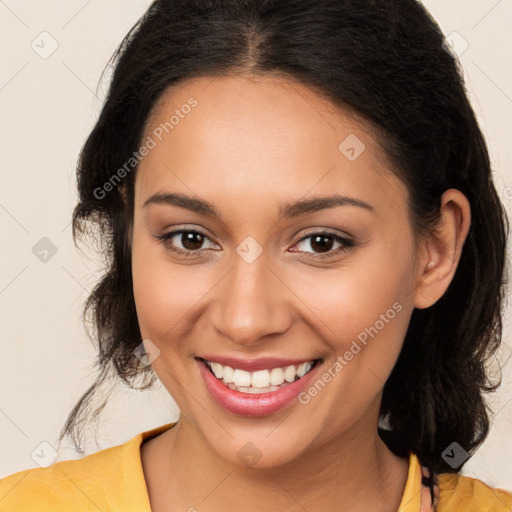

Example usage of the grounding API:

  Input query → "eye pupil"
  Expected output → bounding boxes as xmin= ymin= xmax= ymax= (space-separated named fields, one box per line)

xmin=311 ymin=235 xmax=334 ymax=253
xmin=182 ymin=232 xmax=204 ymax=251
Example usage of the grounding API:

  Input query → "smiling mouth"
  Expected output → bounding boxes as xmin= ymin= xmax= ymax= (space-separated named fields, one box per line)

xmin=197 ymin=357 xmax=322 ymax=394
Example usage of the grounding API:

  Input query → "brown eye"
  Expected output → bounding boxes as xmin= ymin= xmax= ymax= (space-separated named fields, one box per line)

xmin=179 ymin=231 xmax=205 ymax=251
xmin=292 ymin=231 xmax=355 ymax=259
xmin=156 ymin=229 xmax=219 ymax=256
xmin=309 ymin=234 xmax=335 ymax=253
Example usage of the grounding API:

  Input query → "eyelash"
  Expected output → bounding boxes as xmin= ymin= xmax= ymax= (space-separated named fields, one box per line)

xmin=155 ymin=229 xmax=355 ymax=260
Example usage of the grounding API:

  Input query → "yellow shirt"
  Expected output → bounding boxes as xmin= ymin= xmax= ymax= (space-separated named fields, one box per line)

xmin=1 ymin=422 xmax=510 ymax=511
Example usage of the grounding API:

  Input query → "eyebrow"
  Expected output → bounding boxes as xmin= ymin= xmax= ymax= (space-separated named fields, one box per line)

xmin=142 ymin=192 xmax=375 ymax=219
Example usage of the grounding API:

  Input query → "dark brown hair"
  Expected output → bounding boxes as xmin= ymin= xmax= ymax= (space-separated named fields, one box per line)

xmin=58 ymin=0 xmax=509 ymax=478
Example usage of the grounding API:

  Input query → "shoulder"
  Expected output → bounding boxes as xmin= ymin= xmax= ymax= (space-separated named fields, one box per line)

xmin=0 ymin=432 xmax=150 ymax=512
xmin=0 ymin=423 xmax=176 ymax=511
xmin=0 ymin=443 xmax=125 ymax=511
xmin=437 ymin=472 xmax=512 ymax=512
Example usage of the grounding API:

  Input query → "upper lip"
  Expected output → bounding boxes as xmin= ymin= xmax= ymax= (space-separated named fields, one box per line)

xmin=197 ymin=355 xmax=320 ymax=372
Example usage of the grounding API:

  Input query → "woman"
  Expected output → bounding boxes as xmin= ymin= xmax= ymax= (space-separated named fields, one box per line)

xmin=1 ymin=0 xmax=511 ymax=510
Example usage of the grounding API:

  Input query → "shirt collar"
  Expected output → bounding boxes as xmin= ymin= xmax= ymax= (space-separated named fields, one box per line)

xmin=397 ymin=451 xmax=424 ymax=512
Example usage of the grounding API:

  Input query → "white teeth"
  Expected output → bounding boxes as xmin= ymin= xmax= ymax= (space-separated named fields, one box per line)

xmin=251 ymin=369 xmax=270 ymax=388
xmin=283 ymin=365 xmax=296 ymax=383
xmin=205 ymin=359 xmax=315 ymax=391
xmin=210 ymin=362 xmax=223 ymax=379
xmin=233 ymin=369 xmax=251 ymax=387
xmin=296 ymin=362 xmax=310 ymax=378
xmin=222 ymin=365 xmax=234 ymax=383
xmin=269 ymin=367 xmax=285 ymax=386
xmin=228 ymin=383 xmax=287 ymax=394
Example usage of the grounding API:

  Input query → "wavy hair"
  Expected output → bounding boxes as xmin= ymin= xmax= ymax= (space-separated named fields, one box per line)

xmin=58 ymin=0 xmax=509 ymax=478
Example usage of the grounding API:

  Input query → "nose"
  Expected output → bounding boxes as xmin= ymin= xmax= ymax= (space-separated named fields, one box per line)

xmin=209 ymin=252 xmax=295 ymax=347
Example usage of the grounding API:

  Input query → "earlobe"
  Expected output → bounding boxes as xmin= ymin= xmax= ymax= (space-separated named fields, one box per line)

xmin=119 ymin=185 xmax=133 ymax=248
xmin=413 ymin=189 xmax=471 ymax=309
xmin=127 ymin=226 xmax=133 ymax=249
xmin=119 ymin=184 xmax=128 ymax=205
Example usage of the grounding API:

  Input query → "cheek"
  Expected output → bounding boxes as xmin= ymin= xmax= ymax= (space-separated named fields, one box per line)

xmin=291 ymin=265 xmax=412 ymax=425
xmin=131 ymin=230 xmax=215 ymax=345
xmin=130 ymin=232 xmax=195 ymax=399
xmin=290 ymin=250 xmax=412 ymax=342
xmin=290 ymin=239 xmax=415 ymax=380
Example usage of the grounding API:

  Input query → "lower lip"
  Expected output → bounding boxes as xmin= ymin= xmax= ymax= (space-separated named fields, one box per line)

xmin=196 ymin=358 xmax=322 ymax=417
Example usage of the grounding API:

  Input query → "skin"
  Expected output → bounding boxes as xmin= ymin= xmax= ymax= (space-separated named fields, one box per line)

xmin=127 ymin=74 xmax=471 ymax=512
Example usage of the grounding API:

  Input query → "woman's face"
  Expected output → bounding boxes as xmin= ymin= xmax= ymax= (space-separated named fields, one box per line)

xmin=131 ymin=74 xmax=425 ymax=468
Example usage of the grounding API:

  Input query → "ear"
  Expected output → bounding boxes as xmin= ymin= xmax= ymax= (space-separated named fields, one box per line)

xmin=413 ymin=188 xmax=471 ymax=309
xmin=118 ymin=184 xmax=133 ymax=247
xmin=119 ymin=183 xmax=128 ymax=205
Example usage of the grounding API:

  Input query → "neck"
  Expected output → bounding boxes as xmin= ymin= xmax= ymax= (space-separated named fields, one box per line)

xmin=144 ymin=414 xmax=409 ymax=512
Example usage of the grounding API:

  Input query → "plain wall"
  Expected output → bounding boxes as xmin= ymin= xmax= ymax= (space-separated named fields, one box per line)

xmin=1 ymin=0 xmax=511 ymax=492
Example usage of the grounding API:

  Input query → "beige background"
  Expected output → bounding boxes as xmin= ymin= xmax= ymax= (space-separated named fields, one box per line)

xmin=1 ymin=0 xmax=511 ymax=492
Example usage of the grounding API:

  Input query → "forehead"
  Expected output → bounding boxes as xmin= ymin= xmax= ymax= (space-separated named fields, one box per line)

xmin=135 ymin=74 xmax=409 ymax=221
